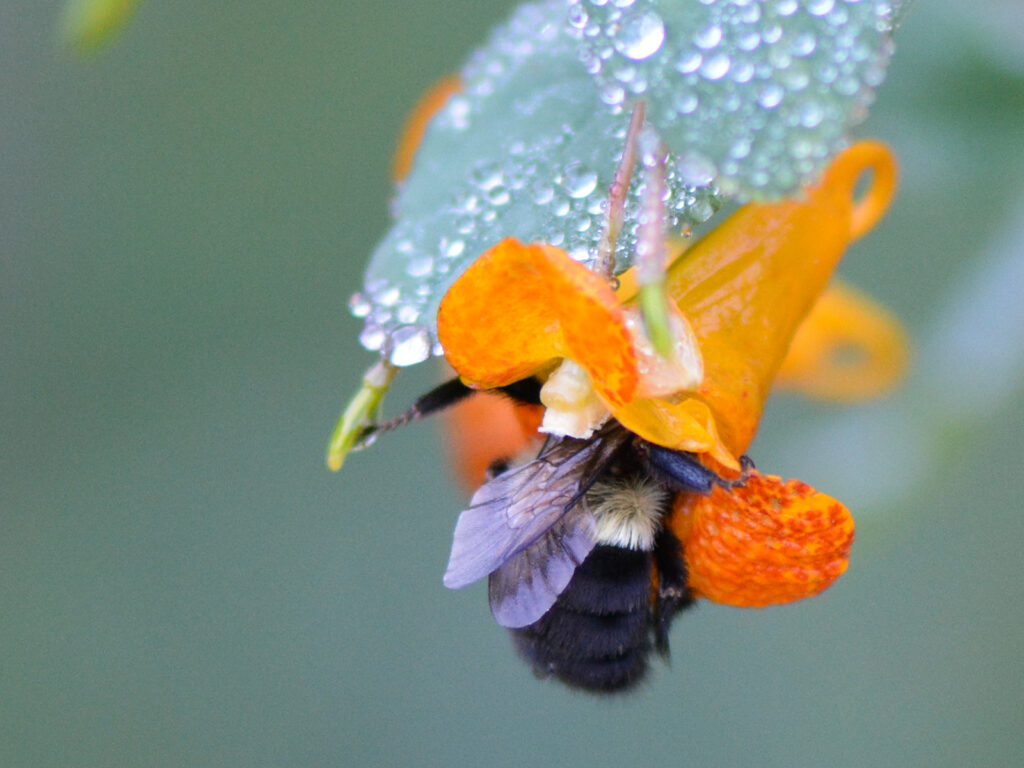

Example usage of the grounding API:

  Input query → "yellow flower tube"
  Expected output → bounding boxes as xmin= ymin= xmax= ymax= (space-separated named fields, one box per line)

xmin=611 ymin=141 xmax=897 ymax=462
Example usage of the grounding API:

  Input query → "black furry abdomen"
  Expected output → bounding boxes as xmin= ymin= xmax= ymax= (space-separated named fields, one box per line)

xmin=511 ymin=546 xmax=656 ymax=692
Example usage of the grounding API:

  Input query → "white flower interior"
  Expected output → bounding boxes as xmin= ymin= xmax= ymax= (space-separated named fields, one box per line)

xmin=539 ymin=359 xmax=610 ymax=439
xmin=622 ymin=304 xmax=704 ymax=398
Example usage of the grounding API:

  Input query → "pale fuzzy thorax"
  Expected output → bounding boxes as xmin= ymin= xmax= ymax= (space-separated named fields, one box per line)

xmin=587 ymin=478 xmax=670 ymax=551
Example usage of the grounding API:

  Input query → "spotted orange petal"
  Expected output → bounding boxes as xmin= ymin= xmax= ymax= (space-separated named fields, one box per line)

xmin=437 ymin=238 xmax=639 ymax=408
xmin=670 ymin=472 xmax=855 ymax=608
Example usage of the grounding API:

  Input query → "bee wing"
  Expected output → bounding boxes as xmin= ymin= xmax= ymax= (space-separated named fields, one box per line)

xmin=487 ymin=500 xmax=595 ymax=628
xmin=443 ymin=428 xmax=628 ymax=592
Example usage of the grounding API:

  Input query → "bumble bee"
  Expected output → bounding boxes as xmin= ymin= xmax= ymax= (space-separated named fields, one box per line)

xmin=362 ymin=375 xmax=750 ymax=693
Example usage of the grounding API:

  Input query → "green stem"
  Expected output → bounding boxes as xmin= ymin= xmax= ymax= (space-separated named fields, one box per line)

xmin=326 ymin=360 xmax=397 ymax=471
xmin=639 ymin=280 xmax=674 ymax=359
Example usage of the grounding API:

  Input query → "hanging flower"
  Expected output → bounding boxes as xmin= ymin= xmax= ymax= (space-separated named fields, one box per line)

xmin=438 ymin=141 xmax=901 ymax=465
xmin=329 ymin=0 xmax=912 ymax=693
xmin=437 ymin=141 xmax=904 ymax=612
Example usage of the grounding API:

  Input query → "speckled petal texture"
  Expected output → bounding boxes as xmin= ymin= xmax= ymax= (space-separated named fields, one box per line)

xmin=672 ymin=472 xmax=855 ymax=608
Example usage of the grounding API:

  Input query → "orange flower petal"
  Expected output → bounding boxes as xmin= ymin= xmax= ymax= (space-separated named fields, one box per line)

xmin=671 ymin=472 xmax=855 ymax=608
xmin=392 ymin=75 xmax=462 ymax=182
xmin=437 ymin=239 xmax=639 ymax=407
xmin=612 ymin=141 xmax=898 ymax=456
xmin=611 ymin=396 xmax=740 ymax=472
xmin=776 ymin=280 xmax=910 ymax=401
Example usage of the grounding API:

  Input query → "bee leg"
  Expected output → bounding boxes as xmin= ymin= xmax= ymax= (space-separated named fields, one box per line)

xmin=639 ymin=440 xmax=722 ymax=495
xmin=496 ymin=376 xmax=543 ymax=406
xmin=484 ymin=457 xmax=511 ymax=480
xmin=651 ymin=527 xmax=694 ymax=658
xmin=730 ymin=455 xmax=756 ymax=488
xmin=356 ymin=377 xmax=474 ymax=446
xmin=358 ymin=376 xmax=544 ymax=446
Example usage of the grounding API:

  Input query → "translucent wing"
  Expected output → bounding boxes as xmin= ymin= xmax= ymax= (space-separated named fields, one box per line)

xmin=443 ymin=427 xmax=629 ymax=593
xmin=487 ymin=500 xmax=596 ymax=628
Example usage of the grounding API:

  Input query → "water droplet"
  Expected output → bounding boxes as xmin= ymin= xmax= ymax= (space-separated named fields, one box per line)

xmin=389 ymin=326 xmax=432 ymax=367
xmin=397 ymin=305 xmax=421 ymax=324
xmin=798 ymin=100 xmax=825 ymax=128
xmin=675 ymin=50 xmax=703 ymax=74
xmin=600 ymin=82 xmax=626 ymax=106
xmin=359 ymin=324 xmax=386 ymax=352
xmin=567 ymin=4 xmax=588 ymax=30
xmin=792 ymin=33 xmax=817 ymax=58
xmin=446 ymin=97 xmax=470 ymax=131
xmin=737 ymin=31 xmax=760 ymax=52
xmin=348 ymin=292 xmax=370 ymax=318
xmin=762 ymin=24 xmax=783 ymax=45
xmin=694 ymin=24 xmax=723 ymax=50
xmin=613 ymin=63 xmax=637 ymax=84
xmin=568 ymin=245 xmax=590 ymax=262
xmin=783 ymin=66 xmax=810 ymax=92
xmin=613 ymin=10 xmax=665 ymax=61
xmin=487 ymin=185 xmax=511 ymax=206
xmin=816 ymin=62 xmax=839 ymax=85
xmin=775 ymin=0 xmax=798 ymax=17
xmin=790 ymin=137 xmax=815 ymax=160
xmin=828 ymin=5 xmax=849 ymax=26
xmin=469 ymin=160 xmax=504 ymax=190
xmin=807 ymin=0 xmax=835 ymax=17
xmin=738 ymin=2 xmax=761 ymax=24
xmin=531 ymin=182 xmax=555 ymax=206
xmin=835 ymin=76 xmax=861 ymax=97
xmin=689 ymin=197 xmax=714 ymax=223
xmin=731 ymin=60 xmax=755 ymax=83
xmin=562 ymin=163 xmax=599 ymax=199
xmin=674 ymin=89 xmax=699 ymax=115
xmin=758 ymin=83 xmax=785 ymax=109
xmin=729 ymin=137 xmax=753 ymax=159
xmin=443 ymin=239 xmax=466 ymax=259
xmin=378 ymin=286 xmax=401 ymax=307
xmin=676 ymin=152 xmax=717 ymax=187
xmin=406 ymin=255 xmax=434 ymax=278
xmin=700 ymin=53 xmax=731 ymax=81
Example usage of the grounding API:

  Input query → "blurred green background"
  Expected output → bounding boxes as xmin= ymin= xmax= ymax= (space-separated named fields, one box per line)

xmin=3 ymin=2 xmax=1023 ymax=766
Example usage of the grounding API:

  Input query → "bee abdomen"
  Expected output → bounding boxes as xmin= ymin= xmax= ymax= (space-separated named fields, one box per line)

xmin=511 ymin=545 xmax=653 ymax=692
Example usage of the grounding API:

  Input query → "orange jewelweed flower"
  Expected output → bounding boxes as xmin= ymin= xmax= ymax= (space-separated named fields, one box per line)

xmin=391 ymin=75 xmax=462 ymax=183
xmin=438 ymin=141 xmax=905 ymax=609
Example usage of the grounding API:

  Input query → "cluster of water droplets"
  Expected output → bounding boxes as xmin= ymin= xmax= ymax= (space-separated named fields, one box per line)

xmin=569 ymin=0 xmax=901 ymax=196
xmin=351 ymin=0 xmax=904 ymax=366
